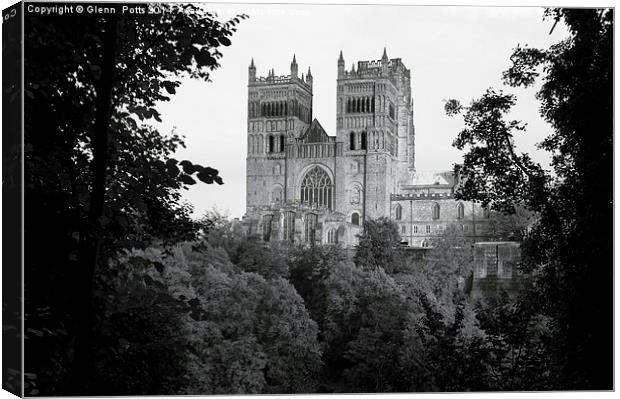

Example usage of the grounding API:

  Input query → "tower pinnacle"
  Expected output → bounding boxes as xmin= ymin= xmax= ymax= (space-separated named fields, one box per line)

xmin=382 ymin=47 xmax=388 ymax=61
xmin=290 ymin=54 xmax=298 ymax=78
xmin=248 ymin=58 xmax=256 ymax=82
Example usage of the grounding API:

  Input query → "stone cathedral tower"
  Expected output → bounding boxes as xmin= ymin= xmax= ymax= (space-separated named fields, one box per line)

xmin=246 ymin=55 xmax=314 ymax=213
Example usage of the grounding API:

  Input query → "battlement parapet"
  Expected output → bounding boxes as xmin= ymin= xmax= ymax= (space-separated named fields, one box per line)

xmin=391 ymin=192 xmax=455 ymax=201
xmin=250 ymin=75 xmax=312 ymax=91
xmin=340 ymin=58 xmax=408 ymax=85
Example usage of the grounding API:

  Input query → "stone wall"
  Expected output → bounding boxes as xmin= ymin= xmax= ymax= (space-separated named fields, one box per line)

xmin=471 ymin=242 xmax=523 ymax=299
xmin=390 ymin=195 xmax=490 ymax=247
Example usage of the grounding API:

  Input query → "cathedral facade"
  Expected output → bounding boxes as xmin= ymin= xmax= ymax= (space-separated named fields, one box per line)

xmin=242 ymin=50 xmax=491 ymax=247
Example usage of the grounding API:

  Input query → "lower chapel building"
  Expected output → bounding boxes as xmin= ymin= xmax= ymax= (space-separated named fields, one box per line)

xmin=242 ymin=50 xmax=492 ymax=247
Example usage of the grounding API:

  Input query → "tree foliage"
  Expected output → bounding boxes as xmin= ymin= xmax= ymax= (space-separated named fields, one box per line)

xmin=23 ymin=6 xmax=246 ymax=394
xmin=21 ymin=5 xmax=611 ymax=395
xmin=89 ymin=242 xmax=324 ymax=395
xmin=354 ymin=217 xmax=404 ymax=273
xmin=321 ymin=263 xmax=411 ymax=392
xmin=475 ymin=292 xmax=559 ymax=390
xmin=446 ymin=90 xmax=548 ymax=214
xmin=288 ymin=245 xmax=347 ymax=331
xmin=485 ymin=206 xmax=535 ymax=242
xmin=445 ymin=8 xmax=612 ymax=389
xmin=410 ymin=292 xmax=489 ymax=392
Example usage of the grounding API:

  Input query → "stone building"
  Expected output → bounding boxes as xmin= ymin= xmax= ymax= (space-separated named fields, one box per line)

xmin=470 ymin=242 xmax=523 ymax=298
xmin=390 ymin=169 xmax=492 ymax=248
xmin=242 ymin=49 xmax=491 ymax=247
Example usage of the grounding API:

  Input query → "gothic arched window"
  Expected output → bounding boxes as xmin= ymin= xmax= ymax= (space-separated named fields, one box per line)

xmin=456 ymin=202 xmax=464 ymax=219
xmin=349 ymin=132 xmax=356 ymax=150
xmin=268 ymin=135 xmax=275 ymax=153
xmin=432 ymin=203 xmax=440 ymax=220
xmin=304 ymin=213 xmax=318 ymax=243
xmin=283 ymin=211 xmax=296 ymax=242
xmin=327 ymin=228 xmax=338 ymax=244
xmin=351 ymin=212 xmax=360 ymax=226
xmin=395 ymin=203 xmax=402 ymax=220
xmin=280 ymin=135 xmax=285 ymax=153
xmin=361 ymin=131 xmax=367 ymax=150
xmin=262 ymin=214 xmax=273 ymax=242
xmin=300 ymin=167 xmax=333 ymax=210
xmin=350 ymin=185 xmax=361 ymax=204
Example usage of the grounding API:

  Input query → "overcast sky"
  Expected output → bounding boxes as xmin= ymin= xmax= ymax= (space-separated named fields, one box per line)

xmin=152 ymin=3 xmax=571 ymax=219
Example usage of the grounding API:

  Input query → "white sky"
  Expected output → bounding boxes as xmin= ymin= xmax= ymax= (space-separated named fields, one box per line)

xmin=151 ymin=3 xmax=572 ymax=219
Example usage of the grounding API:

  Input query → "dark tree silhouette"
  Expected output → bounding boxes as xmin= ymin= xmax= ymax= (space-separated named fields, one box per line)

xmin=24 ymin=5 xmax=246 ymax=394
xmin=445 ymin=9 xmax=613 ymax=389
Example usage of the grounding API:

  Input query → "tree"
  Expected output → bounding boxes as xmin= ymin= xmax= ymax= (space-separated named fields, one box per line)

xmin=321 ymin=263 xmax=412 ymax=392
xmin=202 ymin=210 xmax=289 ymax=279
xmin=24 ymin=6 xmax=246 ymax=393
xmin=88 ymin=252 xmax=193 ymax=395
xmin=354 ymin=217 xmax=404 ymax=273
xmin=475 ymin=292 xmax=559 ymax=390
xmin=485 ymin=206 xmax=535 ymax=242
xmin=288 ymin=244 xmax=347 ymax=331
xmin=339 ymin=269 xmax=411 ymax=392
xmin=424 ymin=224 xmax=475 ymax=302
xmin=410 ymin=292 xmax=490 ymax=392
xmin=181 ymin=247 xmax=323 ymax=394
xmin=445 ymin=9 xmax=612 ymax=389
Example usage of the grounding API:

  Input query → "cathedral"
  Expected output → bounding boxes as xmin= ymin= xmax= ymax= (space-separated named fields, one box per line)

xmin=242 ymin=49 xmax=491 ymax=248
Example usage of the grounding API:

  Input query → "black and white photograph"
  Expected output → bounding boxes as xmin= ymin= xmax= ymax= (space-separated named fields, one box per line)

xmin=1 ymin=0 xmax=615 ymax=396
